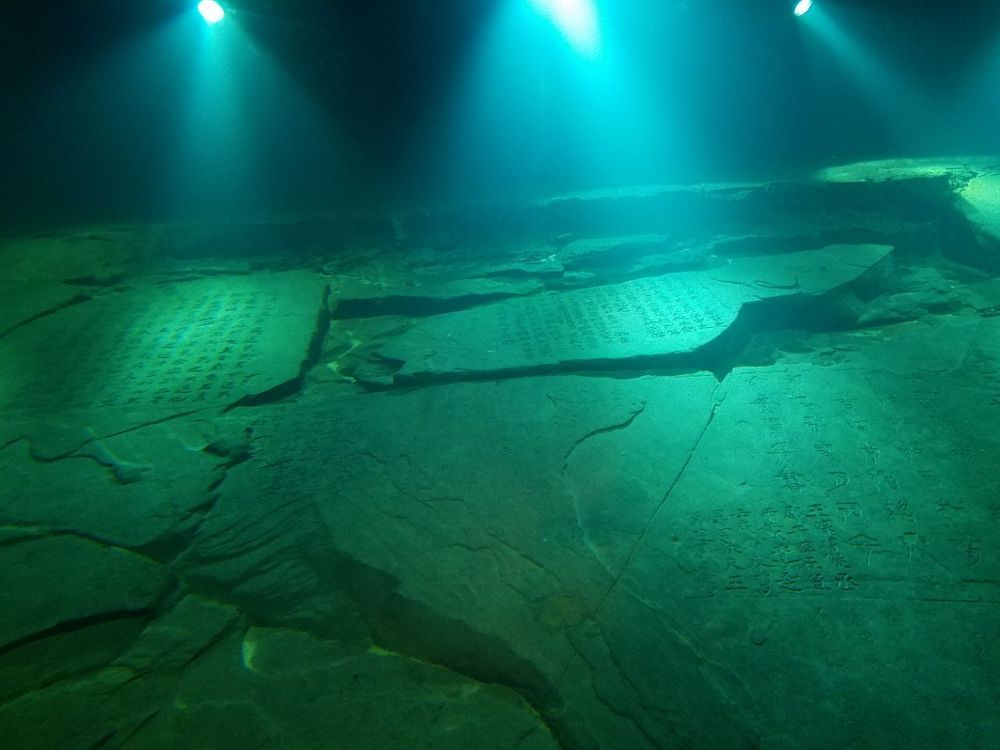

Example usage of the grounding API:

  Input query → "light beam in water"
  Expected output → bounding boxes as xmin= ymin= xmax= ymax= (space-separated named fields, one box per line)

xmin=197 ymin=0 xmax=225 ymax=26
xmin=529 ymin=0 xmax=601 ymax=58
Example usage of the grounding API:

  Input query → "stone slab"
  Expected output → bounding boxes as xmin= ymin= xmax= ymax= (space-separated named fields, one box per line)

xmin=366 ymin=244 xmax=891 ymax=384
xmin=858 ymin=265 xmax=971 ymax=324
xmin=286 ymin=316 xmax=1000 ymax=750
xmin=0 ymin=537 xmax=170 ymax=649
xmin=177 ymin=374 xmax=726 ymax=747
xmin=132 ymin=627 xmax=559 ymax=750
xmin=0 ymin=600 xmax=558 ymax=750
xmin=959 ymin=172 xmax=1000 ymax=243
xmin=0 ymin=281 xmax=88 ymax=338
xmin=0 ymin=179 xmax=995 ymax=750
xmin=0 ymin=417 xmax=242 ymax=550
xmin=177 ymin=446 xmax=374 ymax=643
xmin=118 ymin=595 xmax=239 ymax=673
xmin=567 ymin=338 xmax=1000 ymax=749
xmin=557 ymin=233 xmax=697 ymax=271
xmin=0 ymin=271 xmax=327 ymax=416
xmin=4 ymin=313 xmax=999 ymax=749
xmin=543 ymin=233 xmax=707 ymax=286
xmin=0 ymin=615 xmax=149 ymax=705
xmin=0 ymin=228 xmax=152 ymax=283
xmin=330 ymin=275 xmax=543 ymax=318
xmin=815 ymin=157 xmax=997 ymax=184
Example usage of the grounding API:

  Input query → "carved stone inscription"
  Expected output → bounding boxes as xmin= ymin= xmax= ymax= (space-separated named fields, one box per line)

xmin=672 ymin=464 xmax=993 ymax=602
xmin=683 ymin=499 xmax=864 ymax=598
xmin=378 ymin=244 xmax=894 ymax=385
xmin=94 ymin=289 xmax=277 ymax=408
xmin=2 ymin=273 xmax=323 ymax=413
xmin=496 ymin=276 xmax=730 ymax=361
xmin=660 ymin=366 xmax=1000 ymax=602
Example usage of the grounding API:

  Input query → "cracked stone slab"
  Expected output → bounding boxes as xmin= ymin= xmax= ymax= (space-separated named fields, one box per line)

xmin=815 ymin=156 xmax=998 ymax=184
xmin=553 ymin=233 xmax=706 ymax=279
xmin=557 ymin=602 xmax=758 ymax=750
xmin=959 ymin=172 xmax=1000 ymax=244
xmin=361 ymin=244 xmax=891 ymax=385
xmin=576 ymin=335 xmax=1000 ymax=749
xmin=857 ymin=265 xmax=972 ymax=325
xmin=182 ymin=377 xmax=645 ymax=650
xmin=0 ymin=596 xmax=559 ymax=750
xmin=0 ymin=228 xmax=153 ymax=284
xmin=181 ymin=374 xmax=723 ymax=746
xmin=0 ymin=416 xmax=245 ymax=551
xmin=0 ymin=271 xmax=327 ymax=421
xmin=0 ymin=536 xmax=171 ymax=649
xmin=741 ymin=314 xmax=994 ymax=378
xmin=4 ymin=312 xmax=996 ymax=750
xmin=177 ymin=450 xmax=374 ymax=643
xmin=330 ymin=274 xmax=544 ymax=318
xmin=0 ymin=613 xmax=150 ymax=705
xmin=132 ymin=627 xmax=559 ymax=750
xmin=0 ymin=281 xmax=89 ymax=339
xmin=0 ymin=595 xmax=239 ymax=748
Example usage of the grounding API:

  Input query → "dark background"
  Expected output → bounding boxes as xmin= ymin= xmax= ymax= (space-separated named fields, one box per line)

xmin=1 ymin=0 xmax=998 ymax=231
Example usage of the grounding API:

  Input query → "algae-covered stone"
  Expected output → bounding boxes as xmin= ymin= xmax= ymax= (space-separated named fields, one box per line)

xmin=119 ymin=595 xmax=239 ymax=673
xmin=0 ymin=280 xmax=88 ymax=338
xmin=959 ymin=172 xmax=1000 ymax=245
xmin=367 ymin=244 xmax=891 ymax=385
xmin=0 ymin=271 xmax=328 ymax=420
xmin=330 ymin=275 xmax=543 ymax=318
xmin=0 ymin=537 xmax=170 ymax=648
xmin=0 ymin=421 xmax=227 ymax=551
xmin=129 ymin=627 xmax=560 ymax=750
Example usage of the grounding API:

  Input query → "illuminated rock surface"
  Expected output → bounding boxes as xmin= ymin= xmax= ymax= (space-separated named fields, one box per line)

xmin=0 ymin=270 xmax=329 ymax=443
xmin=362 ymin=244 xmax=891 ymax=386
xmin=2 ymin=162 xmax=1000 ymax=749
xmin=960 ymin=172 xmax=1000 ymax=244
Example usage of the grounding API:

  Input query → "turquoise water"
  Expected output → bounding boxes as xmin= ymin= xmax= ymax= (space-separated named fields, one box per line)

xmin=1 ymin=2 xmax=999 ymax=748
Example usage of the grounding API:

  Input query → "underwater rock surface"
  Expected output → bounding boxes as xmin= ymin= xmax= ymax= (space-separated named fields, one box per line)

xmin=960 ymin=172 xmax=1000 ymax=245
xmin=1 ymin=159 xmax=1000 ymax=749
xmin=0 ymin=271 xmax=328 ymax=444
xmin=362 ymin=244 xmax=891 ymax=385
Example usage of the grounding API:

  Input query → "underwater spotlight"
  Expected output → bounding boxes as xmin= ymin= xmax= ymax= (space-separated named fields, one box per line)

xmin=197 ymin=0 xmax=225 ymax=25
xmin=793 ymin=0 xmax=813 ymax=16
xmin=530 ymin=0 xmax=601 ymax=58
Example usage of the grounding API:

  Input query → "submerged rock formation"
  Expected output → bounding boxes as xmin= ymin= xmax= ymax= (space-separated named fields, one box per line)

xmin=1 ymin=158 xmax=999 ymax=749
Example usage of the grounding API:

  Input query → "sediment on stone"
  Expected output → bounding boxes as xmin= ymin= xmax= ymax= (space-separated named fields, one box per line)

xmin=3 ymin=162 xmax=1000 ymax=750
